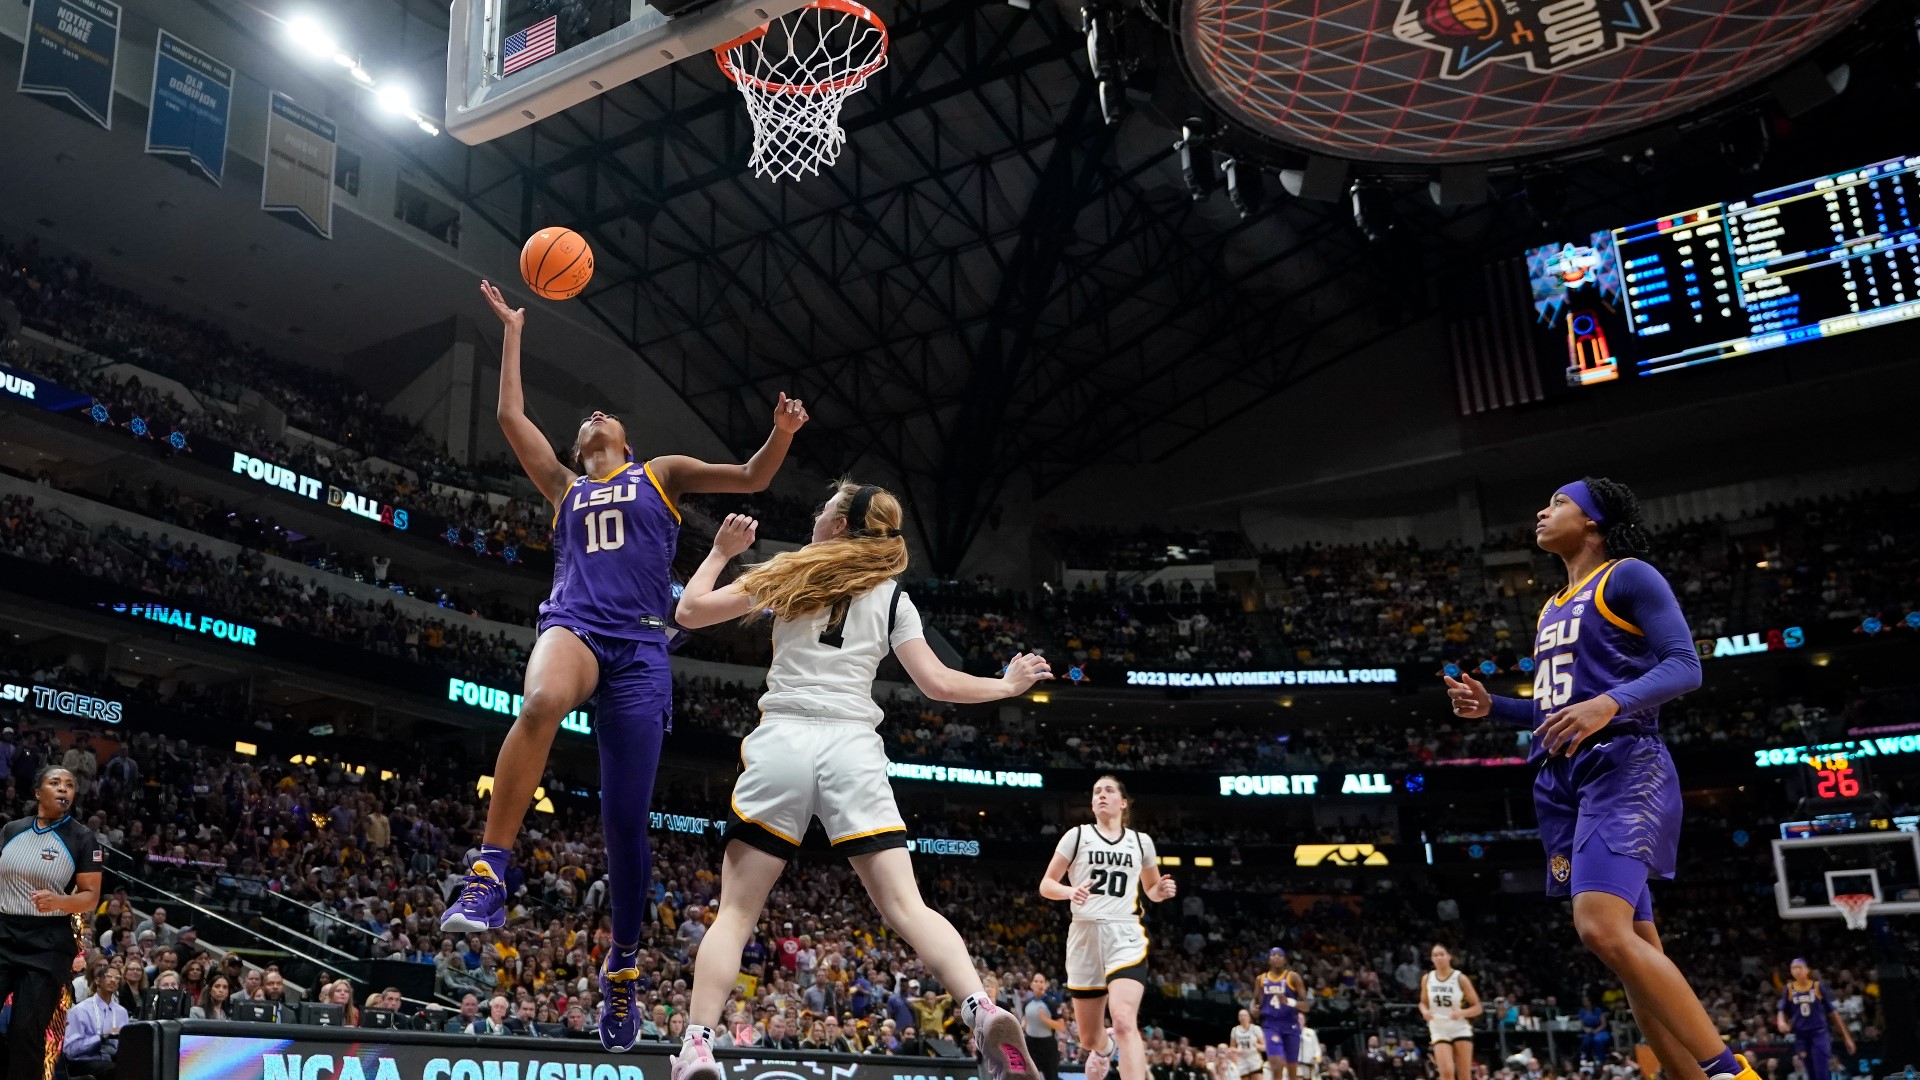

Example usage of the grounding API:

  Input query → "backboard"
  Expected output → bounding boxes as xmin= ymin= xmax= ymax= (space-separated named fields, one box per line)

xmin=1773 ymin=829 xmax=1920 ymax=922
xmin=446 ymin=0 xmax=813 ymax=145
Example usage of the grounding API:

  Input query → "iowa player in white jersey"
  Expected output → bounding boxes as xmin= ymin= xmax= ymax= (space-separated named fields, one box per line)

xmin=1040 ymin=776 xmax=1176 ymax=1080
xmin=671 ymin=485 xmax=1052 ymax=1080
xmin=1418 ymin=945 xmax=1483 ymax=1080
xmin=1230 ymin=1009 xmax=1265 ymax=1078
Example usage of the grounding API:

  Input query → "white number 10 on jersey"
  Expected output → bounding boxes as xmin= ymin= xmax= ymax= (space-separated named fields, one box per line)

xmin=584 ymin=509 xmax=626 ymax=552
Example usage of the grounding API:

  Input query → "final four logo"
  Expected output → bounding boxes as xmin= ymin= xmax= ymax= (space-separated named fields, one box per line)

xmin=1392 ymin=0 xmax=1664 ymax=79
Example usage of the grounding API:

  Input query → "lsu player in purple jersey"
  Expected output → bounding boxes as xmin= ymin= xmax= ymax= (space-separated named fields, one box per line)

xmin=1775 ymin=958 xmax=1855 ymax=1080
xmin=1445 ymin=478 xmax=1760 ymax=1080
xmin=1254 ymin=948 xmax=1308 ymax=1080
xmin=441 ymin=280 xmax=808 ymax=1052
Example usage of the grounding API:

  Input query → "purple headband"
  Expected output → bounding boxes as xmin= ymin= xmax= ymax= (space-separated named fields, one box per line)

xmin=1556 ymin=481 xmax=1606 ymax=526
xmin=1791 ymin=957 xmax=1808 ymax=968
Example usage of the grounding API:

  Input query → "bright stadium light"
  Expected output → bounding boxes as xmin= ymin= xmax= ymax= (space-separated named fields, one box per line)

xmin=415 ymin=118 xmax=441 ymax=136
xmin=284 ymin=15 xmax=339 ymax=59
xmin=348 ymin=65 xmax=374 ymax=85
xmin=376 ymin=82 xmax=415 ymax=115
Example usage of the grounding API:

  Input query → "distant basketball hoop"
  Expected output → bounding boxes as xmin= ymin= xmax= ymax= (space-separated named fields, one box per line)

xmin=1834 ymin=892 xmax=1874 ymax=931
xmin=714 ymin=0 xmax=888 ymax=182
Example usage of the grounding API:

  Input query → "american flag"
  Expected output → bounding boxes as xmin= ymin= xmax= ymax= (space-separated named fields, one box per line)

xmin=502 ymin=15 xmax=558 ymax=76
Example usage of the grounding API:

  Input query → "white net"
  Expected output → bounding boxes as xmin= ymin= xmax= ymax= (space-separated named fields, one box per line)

xmin=1834 ymin=894 xmax=1874 ymax=931
xmin=717 ymin=0 xmax=888 ymax=182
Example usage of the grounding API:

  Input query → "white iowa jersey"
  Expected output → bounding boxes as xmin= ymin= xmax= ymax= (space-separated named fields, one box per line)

xmin=757 ymin=581 xmax=924 ymax=726
xmin=1053 ymin=824 xmax=1157 ymax=922
xmin=1425 ymin=969 xmax=1466 ymax=1018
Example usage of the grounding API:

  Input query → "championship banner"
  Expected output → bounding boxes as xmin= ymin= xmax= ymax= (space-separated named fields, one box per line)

xmin=170 ymin=1027 xmax=983 ymax=1080
xmin=0 ymin=362 xmax=91 ymax=412
xmin=16 ymin=0 xmax=122 ymax=130
xmin=146 ymin=30 xmax=232 ymax=185
xmin=262 ymin=91 xmax=336 ymax=239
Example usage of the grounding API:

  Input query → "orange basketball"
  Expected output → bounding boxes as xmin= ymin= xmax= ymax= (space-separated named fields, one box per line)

xmin=519 ymin=227 xmax=594 ymax=301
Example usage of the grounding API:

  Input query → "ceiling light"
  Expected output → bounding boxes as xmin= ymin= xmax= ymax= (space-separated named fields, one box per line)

xmin=348 ymin=65 xmax=374 ymax=85
xmin=285 ymin=16 xmax=339 ymax=59
xmin=376 ymin=82 xmax=415 ymax=115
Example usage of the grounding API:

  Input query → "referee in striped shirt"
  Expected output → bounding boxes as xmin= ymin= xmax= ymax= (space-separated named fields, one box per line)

xmin=0 ymin=766 xmax=103 ymax=1080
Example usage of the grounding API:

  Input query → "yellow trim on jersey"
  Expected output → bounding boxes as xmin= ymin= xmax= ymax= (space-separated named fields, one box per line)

xmin=595 ymin=461 xmax=636 ymax=483
xmin=730 ymin=742 xmax=799 ymax=845
xmin=1065 ymin=984 xmax=1107 ymax=992
xmin=729 ymin=795 xmax=800 ymax=845
xmin=1592 ymin=559 xmax=1644 ymax=636
xmin=831 ymin=825 xmax=907 ymax=845
xmin=1104 ymin=934 xmax=1149 ymax=979
xmin=1552 ymin=559 xmax=1616 ymax=606
xmin=643 ymin=461 xmax=682 ymax=523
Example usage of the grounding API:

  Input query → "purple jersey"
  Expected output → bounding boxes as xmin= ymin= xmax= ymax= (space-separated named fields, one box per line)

xmin=539 ymin=460 xmax=680 ymax=642
xmin=1258 ymin=971 xmax=1302 ymax=1029
xmin=1513 ymin=558 xmax=1701 ymax=762
xmin=1780 ymin=982 xmax=1832 ymax=1036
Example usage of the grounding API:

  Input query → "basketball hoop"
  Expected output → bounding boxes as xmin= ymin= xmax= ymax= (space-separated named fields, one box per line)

xmin=714 ymin=0 xmax=888 ymax=182
xmin=1834 ymin=893 xmax=1874 ymax=931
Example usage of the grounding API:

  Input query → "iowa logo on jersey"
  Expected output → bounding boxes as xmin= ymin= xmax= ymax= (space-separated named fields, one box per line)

xmin=1392 ymin=0 xmax=1663 ymax=80
xmin=1295 ymin=844 xmax=1389 ymax=868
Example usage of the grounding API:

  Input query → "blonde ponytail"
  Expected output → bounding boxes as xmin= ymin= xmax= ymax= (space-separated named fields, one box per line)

xmin=734 ymin=479 xmax=910 ymax=624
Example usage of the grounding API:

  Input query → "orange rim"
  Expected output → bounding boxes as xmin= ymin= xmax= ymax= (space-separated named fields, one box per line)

xmin=714 ymin=0 xmax=889 ymax=96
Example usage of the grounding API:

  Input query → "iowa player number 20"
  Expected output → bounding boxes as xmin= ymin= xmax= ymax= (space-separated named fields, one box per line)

xmin=584 ymin=509 xmax=625 ymax=552
xmin=1087 ymin=868 xmax=1130 ymax=897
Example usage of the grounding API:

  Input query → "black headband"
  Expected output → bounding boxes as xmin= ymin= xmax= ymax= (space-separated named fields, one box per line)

xmin=843 ymin=485 xmax=901 ymax=539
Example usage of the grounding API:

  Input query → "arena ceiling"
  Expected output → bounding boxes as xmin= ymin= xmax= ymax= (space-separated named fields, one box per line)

xmin=224 ymin=0 xmax=1906 ymax=570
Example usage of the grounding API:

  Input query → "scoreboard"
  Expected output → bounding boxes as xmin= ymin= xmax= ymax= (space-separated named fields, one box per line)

xmin=1526 ymin=154 xmax=1920 ymax=385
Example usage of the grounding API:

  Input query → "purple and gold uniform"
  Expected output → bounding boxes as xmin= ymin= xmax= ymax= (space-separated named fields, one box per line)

xmin=1780 ymin=981 xmax=1838 ymax=1080
xmin=1489 ymin=556 xmax=1701 ymax=919
xmin=1258 ymin=970 xmax=1304 ymax=1063
xmin=540 ymin=459 xmax=680 ymax=945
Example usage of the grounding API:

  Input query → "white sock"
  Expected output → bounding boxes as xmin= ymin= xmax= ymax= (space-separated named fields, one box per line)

xmin=961 ymin=991 xmax=993 ymax=1028
xmin=686 ymin=1024 xmax=715 ymax=1043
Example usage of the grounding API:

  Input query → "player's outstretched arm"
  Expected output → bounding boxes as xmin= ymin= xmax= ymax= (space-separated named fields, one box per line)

xmin=653 ymin=393 xmax=808 ymax=497
xmin=675 ymin=513 xmax=760 ymax=628
xmin=483 ymin=280 xmax=573 ymax=505
xmin=894 ymin=642 xmax=1051 ymax=704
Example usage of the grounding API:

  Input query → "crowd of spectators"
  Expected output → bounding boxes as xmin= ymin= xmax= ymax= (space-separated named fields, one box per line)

xmin=6 ymin=482 xmax=1905 ymax=781
xmin=919 ymin=493 xmax=1918 ymax=675
xmin=6 ymin=235 xmax=1918 ymax=676
xmin=8 ymin=720 xmax=1907 ymax=1080
xmin=0 ymin=237 xmax=551 ymax=549
xmin=1 ymin=492 xmax=531 ymax=685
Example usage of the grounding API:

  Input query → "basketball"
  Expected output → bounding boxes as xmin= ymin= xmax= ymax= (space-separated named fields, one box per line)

xmin=519 ymin=227 xmax=594 ymax=301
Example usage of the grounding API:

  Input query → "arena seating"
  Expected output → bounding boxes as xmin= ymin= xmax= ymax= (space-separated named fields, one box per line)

xmin=15 ymin=722 xmax=1903 ymax=1072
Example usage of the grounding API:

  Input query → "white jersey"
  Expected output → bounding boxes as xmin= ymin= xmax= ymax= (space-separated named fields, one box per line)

xmin=1424 ymin=969 xmax=1466 ymax=1020
xmin=757 ymin=581 xmax=923 ymax=725
xmin=1053 ymin=823 xmax=1157 ymax=922
xmin=1230 ymin=1024 xmax=1264 ymax=1074
xmin=1300 ymin=1029 xmax=1322 ymax=1067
